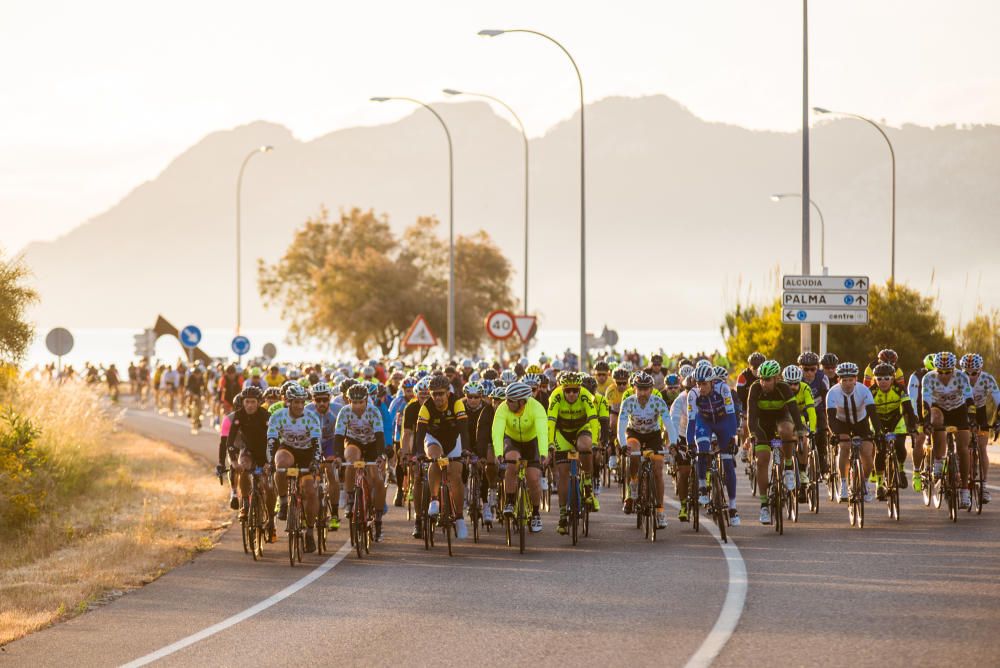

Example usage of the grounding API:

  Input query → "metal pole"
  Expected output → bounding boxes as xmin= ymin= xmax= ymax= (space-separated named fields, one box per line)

xmin=819 ymin=266 xmax=829 ymax=354
xmin=235 ymin=146 xmax=272 ymax=336
xmin=772 ymin=194 xmax=826 ymax=266
xmin=800 ymin=0 xmax=812 ymax=353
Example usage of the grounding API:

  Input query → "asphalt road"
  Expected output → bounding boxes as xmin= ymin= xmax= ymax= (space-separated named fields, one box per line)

xmin=5 ymin=405 xmax=1000 ymax=667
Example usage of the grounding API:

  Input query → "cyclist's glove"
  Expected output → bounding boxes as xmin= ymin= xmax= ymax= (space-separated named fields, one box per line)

xmin=215 ymin=464 xmax=226 ymax=477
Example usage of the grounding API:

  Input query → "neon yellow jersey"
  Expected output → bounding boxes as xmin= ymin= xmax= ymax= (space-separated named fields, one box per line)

xmin=594 ymin=376 xmax=614 ymax=396
xmin=593 ymin=393 xmax=610 ymax=421
xmin=605 ymin=384 xmax=627 ymax=412
xmin=547 ymin=387 xmax=599 ymax=450
xmin=792 ymin=381 xmax=817 ymax=432
xmin=491 ymin=397 xmax=549 ymax=457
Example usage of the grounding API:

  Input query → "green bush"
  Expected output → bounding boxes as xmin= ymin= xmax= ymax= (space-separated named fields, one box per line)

xmin=0 ymin=408 xmax=45 ymax=532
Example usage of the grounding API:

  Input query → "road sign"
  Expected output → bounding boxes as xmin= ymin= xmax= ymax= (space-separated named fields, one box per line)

xmin=179 ymin=325 xmax=202 ymax=349
xmin=782 ymin=291 xmax=869 ymax=308
xmin=402 ymin=315 xmax=437 ymax=348
xmin=45 ymin=328 xmax=74 ymax=356
xmin=782 ymin=275 xmax=870 ymax=292
xmin=262 ymin=342 xmax=277 ymax=359
xmin=514 ymin=315 xmax=537 ymax=342
xmin=133 ymin=329 xmax=156 ymax=357
xmin=231 ymin=335 xmax=251 ymax=355
xmin=781 ymin=308 xmax=870 ymax=325
xmin=485 ymin=310 xmax=516 ymax=340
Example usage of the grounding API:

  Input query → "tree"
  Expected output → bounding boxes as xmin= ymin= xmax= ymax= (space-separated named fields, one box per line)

xmin=959 ymin=309 xmax=1000 ymax=372
xmin=0 ymin=252 xmax=38 ymax=365
xmin=723 ymin=283 xmax=954 ymax=372
xmin=258 ymin=208 xmax=516 ymax=357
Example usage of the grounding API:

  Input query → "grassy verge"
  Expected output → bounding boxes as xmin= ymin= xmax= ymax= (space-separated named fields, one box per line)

xmin=0 ymin=379 xmax=228 ymax=646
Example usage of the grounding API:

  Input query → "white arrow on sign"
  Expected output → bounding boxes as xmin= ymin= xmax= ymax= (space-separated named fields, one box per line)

xmin=782 ymin=291 xmax=868 ymax=308
xmin=514 ymin=315 xmax=537 ymax=342
xmin=781 ymin=308 xmax=869 ymax=325
xmin=782 ymin=275 xmax=869 ymax=292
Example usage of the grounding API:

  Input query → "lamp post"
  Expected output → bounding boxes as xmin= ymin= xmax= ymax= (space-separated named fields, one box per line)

xmin=443 ymin=87 xmax=530 ymax=354
xmin=813 ymin=106 xmax=896 ymax=285
xmin=371 ymin=96 xmax=456 ymax=358
xmin=770 ymin=193 xmax=826 ymax=268
xmin=479 ymin=28 xmax=587 ymax=368
xmin=236 ymin=145 xmax=273 ymax=336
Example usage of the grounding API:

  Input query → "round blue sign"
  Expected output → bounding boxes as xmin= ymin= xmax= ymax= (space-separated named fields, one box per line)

xmin=843 ymin=278 xmax=855 ymax=289
xmin=844 ymin=295 xmax=855 ymax=305
xmin=231 ymin=335 xmax=251 ymax=355
xmin=179 ymin=325 xmax=202 ymax=349
xmin=796 ymin=310 xmax=807 ymax=321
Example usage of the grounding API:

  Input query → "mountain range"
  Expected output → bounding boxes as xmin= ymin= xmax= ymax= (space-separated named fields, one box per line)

xmin=21 ymin=95 xmax=1000 ymax=334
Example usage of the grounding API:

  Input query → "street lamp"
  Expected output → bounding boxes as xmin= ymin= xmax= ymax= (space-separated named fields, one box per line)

xmin=813 ymin=106 xmax=896 ymax=285
xmin=371 ymin=96 xmax=456 ymax=358
xmin=479 ymin=28 xmax=587 ymax=368
xmin=771 ymin=193 xmax=826 ymax=268
xmin=236 ymin=145 xmax=273 ymax=336
xmin=442 ymin=88 xmax=530 ymax=334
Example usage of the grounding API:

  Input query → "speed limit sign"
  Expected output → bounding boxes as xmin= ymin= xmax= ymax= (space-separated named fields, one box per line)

xmin=485 ymin=309 xmax=516 ymax=340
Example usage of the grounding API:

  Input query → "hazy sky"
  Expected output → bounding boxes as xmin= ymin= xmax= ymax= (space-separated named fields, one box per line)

xmin=2 ymin=0 xmax=998 ymax=254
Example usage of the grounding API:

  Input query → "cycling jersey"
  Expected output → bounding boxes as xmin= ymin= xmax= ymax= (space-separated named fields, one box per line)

xmin=871 ymin=385 xmax=916 ymax=434
xmin=592 ymin=392 xmax=611 ymax=444
xmin=491 ymin=398 xmax=549 ymax=457
xmin=862 ymin=360 xmax=905 ymax=389
xmin=825 ymin=383 xmax=876 ymax=425
xmin=223 ymin=407 xmax=269 ymax=465
xmin=267 ymin=408 xmax=321 ymax=460
xmin=333 ymin=404 xmax=384 ymax=445
xmin=617 ymin=394 xmax=676 ymax=446
xmin=907 ymin=369 xmax=929 ymax=421
xmin=921 ymin=370 xmax=974 ymax=411
xmin=415 ymin=395 xmax=469 ymax=453
xmin=605 ymin=384 xmax=627 ymax=413
xmin=735 ymin=366 xmax=758 ymax=416
xmin=402 ymin=398 xmax=422 ymax=433
xmin=791 ymin=381 xmax=817 ymax=432
xmin=305 ymin=403 xmax=338 ymax=457
xmin=693 ymin=380 xmax=737 ymax=423
xmin=547 ymin=389 xmax=599 ymax=450
xmin=806 ymin=373 xmax=830 ymax=409
xmin=970 ymin=371 xmax=1000 ymax=409
xmin=594 ymin=376 xmax=615 ymax=396
xmin=669 ymin=390 xmax=689 ymax=441
xmin=388 ymin=392 xmax=410 ymax=442
xmin=746 ymin=380 xmax=803 ymax=441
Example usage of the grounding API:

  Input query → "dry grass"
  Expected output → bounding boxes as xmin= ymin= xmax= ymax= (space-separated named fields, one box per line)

xmin=0 ymin=396 xmax=229 ymax=646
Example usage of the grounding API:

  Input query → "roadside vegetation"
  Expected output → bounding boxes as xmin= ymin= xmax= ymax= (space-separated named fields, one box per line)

xmin=0 ymin=378 xmax=228 ymax=645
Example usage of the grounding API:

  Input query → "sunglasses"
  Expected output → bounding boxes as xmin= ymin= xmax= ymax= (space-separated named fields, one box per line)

xmin=875 ymin=376 xmax=893 ymax=382
xmin=564 ymin=388 xmax=580 ymax=394
xmin=507 ymin=398 xmax=525 ymax=407
xmin=615 ymin=381 xmax=627 ymax=387
xmin=802 ymin=366 xmax=818 ymax=372
xmin=431 ymin=391 xmax=448 ymax=398
xmin=314 ymin=397 xmax=331 ymax=403
xmin=938 ymin=369 xmax=953 ymax=375
xmin=596 ymin=372 xmax=608 ymax=377
xmin=968 ymin=370 xmax=981 ymax=376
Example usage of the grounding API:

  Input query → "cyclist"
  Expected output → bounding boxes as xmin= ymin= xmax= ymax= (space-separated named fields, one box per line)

xmin=267 ymin=384 xmax=323 ymax=553
xmin=583 ymin=374 xmax=610 ymax=496
xmin=401 ymin=377 xmax=431 ymax=538
xmin=863 ymin=348 xmax=906 ymax=391
xmin=415 ymin=375 xmax=471 ymax=540
xmin=870 ymin=362 xmax=917 ymax=500
xmin=907 ymin=354 xmax=936 ymax=491
xmin=592 ymin=360 xmax=614 ymax=395
xmin=690 ymin=365 xmax=740 ymax=525
xmin=736 ymin=352 xmax=765 ymax=441
xmin=782 ymin=365 xmax=816 ymax=492
xmin=618 ymin=371 xmax=676 ymax=528
xmin=548 ymin=371 xmax=600 ymax=534
xmin=219 ymin=387 xmax=275 ymax=536
xmin=643 ymin=354 xmax=668 ymax=390
xmin=388 ymin=377 xmax=417 ymax=506
xmin=334 ymin=383 xmax=389 ymax=541
xmin=493 ymin=381 xmax=548 ymax=532
xmin=961 ymin=353 xmax=999 ymax=502
xmin=798 ymin=351 xmax=831 ymax=477
xmin=746 ymin=360 xmax=805 ymax=524
xmin=669 ymin=369 xmax=694 ymax=521
xmin=923 ymin=351 xmax=977 ymax=508
xmin=820 ymin=353 xmax=840 ymax=386
xmin=826 ymin=362 xmax=877 ymax=503
xmin=464 ymin=380 xmax=498 ymax=524
xmin=306 ymin=382 xmax=341 ymax=530
xmin=605 ymin=366 xmax=631 ymax=470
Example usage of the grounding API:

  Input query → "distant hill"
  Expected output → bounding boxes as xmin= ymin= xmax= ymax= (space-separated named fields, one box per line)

xmin=22 ymin=95 xmax=1000 ymax=332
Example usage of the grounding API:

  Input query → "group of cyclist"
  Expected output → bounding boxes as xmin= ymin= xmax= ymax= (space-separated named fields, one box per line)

xmin=196 ymin=343 xmax=998 ymax=554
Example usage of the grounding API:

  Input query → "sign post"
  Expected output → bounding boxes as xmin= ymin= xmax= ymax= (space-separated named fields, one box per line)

xmin=401 ymin=315 xmax=438 ymax=359
xmin=179 ymin=325 xmax=202 ymax=366
xmin=781 ymin=275 xmax=870 ymax=343
xmin=262 ymin=342 xmax=277 ymax=361
xmin=45 ymin=327 xmax=74 ymax=379
xmin=231 ymin=335 xmax=251 ymax=361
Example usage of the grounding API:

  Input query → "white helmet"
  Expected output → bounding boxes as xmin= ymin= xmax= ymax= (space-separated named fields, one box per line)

xmin=552 ymin=359 xmax=564 ymax=371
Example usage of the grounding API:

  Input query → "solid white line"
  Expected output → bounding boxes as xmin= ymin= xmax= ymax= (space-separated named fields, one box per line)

xmin=120 ymin=539 xmax=352 ymax=667
xmin=661 ymin=500 xmax=747 ymax=668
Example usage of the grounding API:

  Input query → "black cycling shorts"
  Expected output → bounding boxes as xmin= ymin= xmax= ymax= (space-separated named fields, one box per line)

xmin=276 ymin=446 xmax=316 ymax=469
xmin=625 ymin=428 xmax=665 ymax=453
xmin=830 ymin=419 xmax=873 ymax=440
xmin=753 ymin=410 xmax=794 ymax=441
xmin=503 ymin=436 xmax=542 ymax=468
xmin=933 ymin=405 xmax=972 ymax=430
xmin=345 ymin=437 xmax=382 ymax=463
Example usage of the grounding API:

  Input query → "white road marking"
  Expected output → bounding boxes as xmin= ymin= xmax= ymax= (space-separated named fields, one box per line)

xmin=120 ymin=539 xmax=352 ymax=667
xmin=661 ymin=500 xmax=747 ymax=668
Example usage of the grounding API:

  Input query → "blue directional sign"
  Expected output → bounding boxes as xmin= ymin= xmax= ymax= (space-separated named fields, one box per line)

xmin=843 ymin=295 xmax=855 ymax=305
xmin=797 ymin=310 xmax=807 ymax=321
xmin=179 ymin=325 xmax=202 ymax=349
xmin=231 ymin=335 xmax=251 ymax=355
xmin=843 ymin=278 xmax=855 ymax=289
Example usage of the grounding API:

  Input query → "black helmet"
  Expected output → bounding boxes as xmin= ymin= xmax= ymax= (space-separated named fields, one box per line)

xmin=797 ymin=351 xmax=820 ymax=366
xmin=346 ymin=384 xmax=369 ymax=402
xmin=820 ymin=353 xmax=840 ymax=367
xmin=632 ymin=371 xmax=655 ymax=389
xmin=877 ymin=348 xmax=898 ymax=365
xmin=593 ymin=360 xmax=610 ymax=372
xmin=581 ymin=375 xmax=597 ymax=394
xmin=428 ymin=375 xmax=451 ymax=392
xmin=872 ymin=363 xmax=895 ymax=378
xmin=747 ymin=352 xmax=765 ymax=368
xmin=339 ymin=378 xmax=358 ymax=395
xmin=242 ymin=386 xmax=263 ymax=401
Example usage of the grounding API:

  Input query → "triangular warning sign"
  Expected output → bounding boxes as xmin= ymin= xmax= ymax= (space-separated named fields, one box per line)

xmin=514 ymin=315 xmax=537 ymax=342
xmin=402 ymin=315 xmax=438 ymax=348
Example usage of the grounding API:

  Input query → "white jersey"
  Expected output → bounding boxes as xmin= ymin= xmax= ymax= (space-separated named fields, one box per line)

xmin=161 ymin=370 xmax=179 ymax=389
xmin=921 ymin=370 xmax=974 ymax=412
xmin=670 ymin=390 xmax=688 ymax=440
xmin=970 ymin=371 xmax=1000 ymax=408
xmin=826 ymin=383 xmax=875 ymax=424
xmin=617 ymin=394 xmax=677 ymax=446
xmin=334 ymin=404 xmax=384 ymax=445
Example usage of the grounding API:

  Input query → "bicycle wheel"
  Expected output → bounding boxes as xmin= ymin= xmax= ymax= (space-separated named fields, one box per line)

xmin=748 ymin=458 xmax=758 ymax=497
xmin=886 ymin=455 xmax=899 ymax=521
xmin=691 ymin=480 xmax=700 ymax=533
xmin=248 ymin=495 xmax=260 ymax=561
xmin=788 ymin=461 xmax=799 ymax=523
xmin=287 ymin=502 xmax=299 ymax=567
xmin=569 ymin=475 xmax=580 ymax=546
xmin=636 ymin=469 xmax=646 ymax=530
xmin=921 ymin=460 xmax=933 ymax=506
xmin=353 ymin=488 xmax=365 ymax=558
xmin=712 ymin=479 xmax=727 ymax=543
xmin=441 ymin=484 xmax=453 ymax=557
xmin=808 ymin=453 xmax=820 ymax=513
xmin=517 ymin=486 xmax=528 ymax=554
xmin=469 ymin=474 xmax=481 ymax=544
xmin=947 ymin=455 xmax=959 ymax=522
xmin=241 ymin=516 xmax=250 ymax=555
xmin=974 ymin=447 xmax=985 ymax=515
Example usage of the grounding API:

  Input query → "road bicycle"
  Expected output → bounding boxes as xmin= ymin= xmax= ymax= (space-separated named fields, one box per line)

xmin=242 ymin=465 xmax=271 ymax=561
xmin=503 ymin=459 xmax=533 ymax=554
xmin=691 ymin=444 xmax=730 ymax=543
xmin=276 ymin=466 xmax=312 ymax=566
xmin=931 ymin=426 xmax=961 ymax=522
xmin=766 ymin=439 xmax=785 ymax=535
xmin=846 ymin=437 xmax=865 ymax=529
xmin=315 ymin=466 xmax=329 ymax=554
xmin=744 ymin=438 xmax=758 ymax=497
xmin=968 ymin=431 xmax=987 ymax=515
xmin=827 ymin=438 xmax=842 ymax=504
xmin=429 ymin=456 xmax=459 ymax=556
xmin=565 ymin=450 xmax=589 ymax=545
xmin=345 ymin=460 xmax=376 ymax=558
xmin=804 ymin=431 xmax=821 ymax=513
xmin=463 ymin=452 xmax=485 ymax=543
xmin=877 ymin=432 xmax=901 ymax=521
xmin=635 ymin=448 xmax=661 ymax=542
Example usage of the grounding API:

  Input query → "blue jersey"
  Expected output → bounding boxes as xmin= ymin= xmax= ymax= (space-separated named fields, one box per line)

xmin=694 ymin=381 xmax=737 ymax=423
xmin=305 ymin=403 xmax=338 ymax=456
xmin=388 ymin=392 xmax=409 ymax=443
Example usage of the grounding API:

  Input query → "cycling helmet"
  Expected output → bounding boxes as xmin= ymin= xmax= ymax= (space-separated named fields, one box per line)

xmin=665 ymin=373 xmax=680 ymax=386
xmin=619 ymin=361 xmax=634 ymax=373
xmin=782 ymin=365 xmax=803 ymax=384
xmin=923 ymin=354 xmax=935 ymax=371
xmin=233 ymin=394 xmax=244 ymax=412
xmin=630 ymin=371 xmax=653 ymax=388
xmin=693 ymin=366 xmax=716 ymax=383
xmin=428 ymin=375 xmax=451 ymax=392
xmin=960 ymin=353 xmax=984 ymax=372
xmin=678 ymin=364 xmax=695 ymax=379
xmin=593 ymin=361 xmax=610 ymax=372
xmin=477 ymin=360 xmax=490 ymax=370
xmin=415 ymin=377 xmax=432 ymax=393
xmin=280 ymin=380 xmax=297 ymax=396
xmin=242 ymin=385 xmax=263 ymax=401
xmin=551 ymin=359 xmax=564 ymax=371
xmin=560 ymin=371 xmax=583 ymax=388
xmin=500 ymin=369 xmax=517 ymax=384
xmin=346 ymin=384 xmax=369 ymax=402
xmin=836 ymin=362 xmax=860 ymax=377
xmin=523 ymin=373 xmax=541 ymax=388
xmin=747 ymin=352 xmax=766 ymax=368
xmin=285 ymin=384 xmax=308 ymax=401
xmin=713 ymin=366 xmax=729 ymax=381
xmin=820 ymin=353 xmax=839 ymax=367
xmin=695 ymin=359 xmax=712 ymax=369
xmin=415 ymin=369 xmax=430 ymax=379
xmin=757 ymin=360 xmax=782 ymax=379
xmin=797 ymin=351 xmax=820 ymax=366
xmin=505 ymin=382 xmax=532 ymax=401
xmin=462 ymin=358 xmax=474 ymax=369
xmin=492 ymin=386 xmax=507 ymax=400
xmin=339 ymin=378 xmax=358 ymax=395
xmin=480 ymin=380 xmax=496 ymax=396
xmin=525 ymin=364 xmax=543 ymax=375
xmin=581 ymin=376 xmax=598 ymax=394
xmin=463 ymin=381 xmax=484 ymax=397
xmin=401 ymin=376 xmax=417 ymax=389
xmin=364 ymin=381 xmax=379 ymax=398
xmin=651 ymin=354 xmax=664 ymax=364
xmin=263 ymin=387 xmax=282 ymax=401
xmin=311 ymin=382 xmax=331 ymax=397
xmin=872 ymin=363 xmax=895 ymax=379
xmin=877 ymin=349 xmax=898 ymax=365
xmin=468 ymin=371 xmax=481 ymax=382
xmin=612 ymin=367 xmax=630 ymax=382
xmin=482 ymin=368 xmax=499 ymax=381
xmin=933 ymin=351 xmax=957 ymax=371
